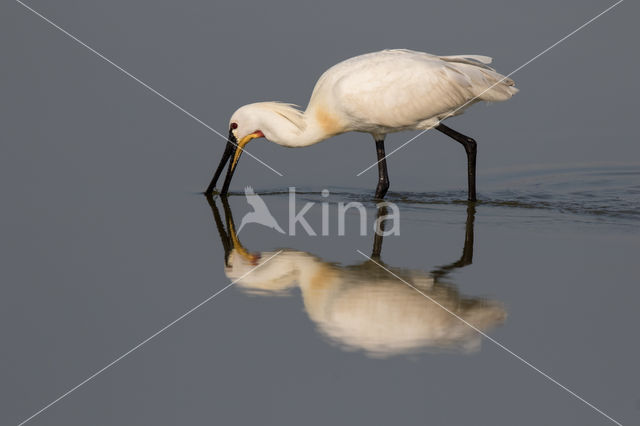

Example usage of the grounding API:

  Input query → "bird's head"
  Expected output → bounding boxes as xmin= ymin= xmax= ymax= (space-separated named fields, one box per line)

xmin=227 ymin=105 xmax=267 ymax=173
xmin=207 ymin=102 xmax=305 ymax=195
xmin=207 ymin=104 xmax=267 ymax=195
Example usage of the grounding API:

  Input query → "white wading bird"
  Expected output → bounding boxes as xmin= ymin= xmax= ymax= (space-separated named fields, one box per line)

xmin=208 ymin=198 xmax=506 ymax=357
xmin=205 ymin=49 xmax=518 ymax=201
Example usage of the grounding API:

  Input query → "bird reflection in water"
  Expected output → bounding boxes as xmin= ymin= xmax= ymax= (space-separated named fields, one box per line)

xmin=206 ymin=196 xmax=506 ymax=358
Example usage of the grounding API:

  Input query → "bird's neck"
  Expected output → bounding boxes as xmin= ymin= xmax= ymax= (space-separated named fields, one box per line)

xmin=263 ymin=104 xmax=345 ymax=148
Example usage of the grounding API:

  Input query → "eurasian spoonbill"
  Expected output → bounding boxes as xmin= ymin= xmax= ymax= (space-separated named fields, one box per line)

xmin=205 ymin=49 xmax=518 ymax=201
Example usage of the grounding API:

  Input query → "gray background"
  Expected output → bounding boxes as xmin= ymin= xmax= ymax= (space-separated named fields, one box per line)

xmin=1 ymin=1 xmax=639 ymax=425
xmin=2 ymin=0 xmax=638 ymax=194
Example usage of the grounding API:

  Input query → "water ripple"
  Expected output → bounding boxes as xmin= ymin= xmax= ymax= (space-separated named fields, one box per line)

xmin=223 ymin=164 xmax=640 ymax=224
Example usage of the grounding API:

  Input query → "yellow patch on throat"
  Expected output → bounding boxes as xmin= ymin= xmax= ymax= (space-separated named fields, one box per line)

xmin=300 ymin=264 xmax=339 ymax=319
xmin=315 ymin=107 xmax=342 ymax=135
xmin=308 ymin=265 xmax=337 ymax=293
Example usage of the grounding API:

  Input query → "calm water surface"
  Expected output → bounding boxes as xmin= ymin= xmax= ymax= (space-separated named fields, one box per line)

xmin=1 ymin=165 xmax=638 ymax=425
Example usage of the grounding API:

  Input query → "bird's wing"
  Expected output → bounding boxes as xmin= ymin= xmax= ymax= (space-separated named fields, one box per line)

xmin=313 ymin=50 xmax=516 ymax=131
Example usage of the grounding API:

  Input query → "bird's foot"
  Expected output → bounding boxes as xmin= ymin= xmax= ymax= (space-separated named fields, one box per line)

xmin=374 ymin=184 xmax=389 ymax=199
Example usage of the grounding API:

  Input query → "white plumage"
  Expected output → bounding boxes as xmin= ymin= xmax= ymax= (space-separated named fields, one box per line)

xmin=207 ymin=49 xmax=518 ymax=200
xmin=228 ymin=248 xmax=505 ymax=357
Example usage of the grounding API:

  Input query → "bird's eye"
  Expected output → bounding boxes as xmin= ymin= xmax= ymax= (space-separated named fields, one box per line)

xmin=230 ymin=122 xmax=238 ymax=130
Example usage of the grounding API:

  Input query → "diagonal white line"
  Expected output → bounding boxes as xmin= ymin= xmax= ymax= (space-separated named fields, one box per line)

xmin=356 ymin=0 xmax=624 ymax=177
xmin=16 ymin=250 xmax=284 ymax=426
xmin=356 ymin=249 xmax=624 ymax=426
xmin=15 ymin=0 xmax=283 ymax=177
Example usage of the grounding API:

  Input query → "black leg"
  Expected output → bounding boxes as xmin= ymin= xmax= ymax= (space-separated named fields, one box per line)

xmin=374 ymin=138 xmax=390 ymax=199
xmin=205 ymin=194 xmax=233 ymax=266
xmin=371 ymin=204 xmax=388 ymax=259
xmin=431 ymin=203 xmax=476 ymax=280
xmin=435 ymin=123 xmax=477 ymax=202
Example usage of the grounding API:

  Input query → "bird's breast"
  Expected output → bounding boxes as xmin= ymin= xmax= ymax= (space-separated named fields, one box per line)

xmin=313 ymin=107 xmax=344 ymax=136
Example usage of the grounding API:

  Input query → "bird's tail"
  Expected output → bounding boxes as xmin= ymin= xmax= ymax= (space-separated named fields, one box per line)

xmin=439 ymin=54 xmax=495 ymax=69
xmin=476 ymin=69 xmax=518 ymax=102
